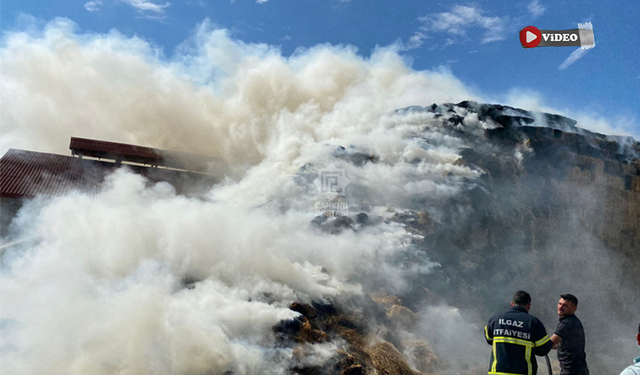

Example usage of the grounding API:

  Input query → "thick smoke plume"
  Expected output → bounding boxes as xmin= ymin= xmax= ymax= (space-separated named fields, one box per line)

xmin=1 ymin=18 xmax=479 ymax=374
xmin=0 ymin=17 xmax=476 ymax=177
xmin=1 ymin=169 xmax=431 ymax=374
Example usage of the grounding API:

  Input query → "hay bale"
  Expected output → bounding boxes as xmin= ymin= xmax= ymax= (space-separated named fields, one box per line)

xmin=366 ymin=342 xmax=422 ymax=375
xmin=386 ymin=305 xmax=418 ymax=328
xmin=372 ymin=295 xmax=402 ymax=310
xmin=401 ymin=340 xmax=442 ymax=374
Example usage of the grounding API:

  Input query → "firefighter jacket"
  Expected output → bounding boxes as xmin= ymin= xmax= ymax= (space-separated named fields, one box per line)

xmin=484 ymin=306 xmax=553 ymax=375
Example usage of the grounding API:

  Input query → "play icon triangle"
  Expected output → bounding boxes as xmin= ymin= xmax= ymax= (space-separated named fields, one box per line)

xmin=526 ymin=31 xmax=537 ymax=43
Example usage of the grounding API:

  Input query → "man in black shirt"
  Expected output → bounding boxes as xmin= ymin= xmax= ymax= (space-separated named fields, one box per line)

xmin=550 ymin=294 xmax=589 ymax=375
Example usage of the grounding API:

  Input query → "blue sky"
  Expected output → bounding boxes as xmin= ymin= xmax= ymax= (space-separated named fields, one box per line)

xmin=2 ymin=0 xmax=639 ymax=138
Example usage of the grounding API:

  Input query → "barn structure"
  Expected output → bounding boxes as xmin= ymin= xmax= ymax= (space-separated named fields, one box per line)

xmin=0 ymin=137 xmax=222 ymax=238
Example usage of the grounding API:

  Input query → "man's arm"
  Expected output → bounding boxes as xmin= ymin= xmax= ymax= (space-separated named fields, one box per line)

xmin=532 ymin=318 xmax=553 ymax=356
xmin=484 ymin=314 xmax=497 ymax=345
xmin=551 ymin=318 xmax=568 ymax=350
xmin=484 ymin=325 xmax=493 ymax=345
xmin=550 ymin=334 xmax=562 ymax=349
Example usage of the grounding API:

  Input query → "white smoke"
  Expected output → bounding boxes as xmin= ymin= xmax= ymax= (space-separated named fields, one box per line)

xmin=1 ymin=166 xmax=434 ymax=374
xmin=415 ymin=305 xmax=488 ymax=374
xmin=0 ymin=17 xmax=476 ymax=179
xmin=502 ymin=88 xmax=639 ymax=140
xmin=1 ymin=113 xmax=479 ymax=373
xmin=0 ymin=18 xmax=489 ymax=373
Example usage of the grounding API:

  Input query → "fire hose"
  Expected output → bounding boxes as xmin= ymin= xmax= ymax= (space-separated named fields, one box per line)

xmin=545 ymin=354 xmax=553 ymax=375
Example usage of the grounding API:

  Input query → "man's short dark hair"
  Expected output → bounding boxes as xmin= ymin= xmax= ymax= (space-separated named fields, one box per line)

xmin=560 ymin=294 xmax=578 ymax=307
xmin=513 ymin=290 xmax=531 ymax=307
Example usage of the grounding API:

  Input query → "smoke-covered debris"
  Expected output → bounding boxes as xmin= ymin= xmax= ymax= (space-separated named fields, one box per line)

xmin=332 ymin=146 xmax=379 ymax=167
xmin=272 ymin=297 xmax=431 ymax=375
xmin=401 ymin=339 xmax=444 ymax=374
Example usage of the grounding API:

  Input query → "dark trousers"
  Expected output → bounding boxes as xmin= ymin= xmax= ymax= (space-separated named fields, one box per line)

xmin=560 ymin=367 xmax=589 ymax=375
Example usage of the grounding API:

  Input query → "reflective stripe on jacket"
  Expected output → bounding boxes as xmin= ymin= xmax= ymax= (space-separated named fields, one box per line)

xmin=485 ymin=306 xmax=553 ymax=375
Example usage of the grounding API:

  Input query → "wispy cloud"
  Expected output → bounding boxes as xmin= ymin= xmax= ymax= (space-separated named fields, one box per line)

xmin=416 ymin=5 xmax=509 ymax=45
xmin=403 ymin=32 xmax=428 ymax=50
xmin=122 ymin=0 xmax=171 ymax=18
xmin=559 ymin=47 xmax=590 ymax=70
xmin=84 ymin=0 xmax=103 ymax=12
xmin=527 ymin=0 xmax=546 ymax=18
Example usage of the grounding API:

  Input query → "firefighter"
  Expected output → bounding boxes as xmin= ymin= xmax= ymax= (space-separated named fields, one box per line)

xmin=485 ymin=290 xmax=554 ymax=375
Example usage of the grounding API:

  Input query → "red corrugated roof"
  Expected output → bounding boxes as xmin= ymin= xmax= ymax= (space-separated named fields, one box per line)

xmin=0 ymin=149 xmax=219 ymax=199
xmin=0 ymin=149 xmax=111 ymax=198
xmin=70 ymin=137 xmax=163 ymax=162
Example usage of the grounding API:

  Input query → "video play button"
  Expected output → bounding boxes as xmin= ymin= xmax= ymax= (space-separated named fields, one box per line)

xmin=520 ymin=26 xmax=542 ymax=48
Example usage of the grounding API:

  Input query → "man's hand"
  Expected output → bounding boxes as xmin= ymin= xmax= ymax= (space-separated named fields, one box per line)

xmin=550 ymin=334 xmax=562 ymax=349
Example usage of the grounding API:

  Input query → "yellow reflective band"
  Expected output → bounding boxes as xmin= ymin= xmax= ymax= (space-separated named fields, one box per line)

xmin=535 ymin=335 xmax=550 ymax=347
xmin=489 ymin=373 xmax=530 ymax=375
xmin=525 ymin=345 xmax=532 ymax=375
xmin=485 ymin=325 xmax=492 ymax=341
xmin=493 ymin=336 xmax=534 ymax=347
xmin=492 ymin=341 xmax=498 ymax=372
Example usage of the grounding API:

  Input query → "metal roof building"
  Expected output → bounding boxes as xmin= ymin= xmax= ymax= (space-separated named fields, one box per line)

xmin=1 ymin=149 xmax=111 ymax=198
xmin=69 ymin=137 xmax=164 ymax=165
xmin=0 ymin=138 xmax=221 ymax=237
